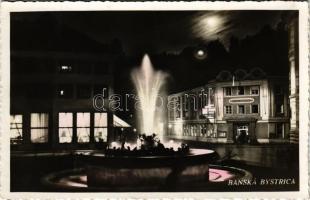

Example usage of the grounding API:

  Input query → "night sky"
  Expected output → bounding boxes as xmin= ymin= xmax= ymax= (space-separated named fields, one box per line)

xmin=11 ymin=10 xmax=296 ymax=94
xmin=12 ymin=10 xmax=288 ymax=55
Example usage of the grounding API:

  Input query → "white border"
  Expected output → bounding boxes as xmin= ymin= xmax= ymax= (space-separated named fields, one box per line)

xmin=0 ymin=1 xmax=308 ymax=199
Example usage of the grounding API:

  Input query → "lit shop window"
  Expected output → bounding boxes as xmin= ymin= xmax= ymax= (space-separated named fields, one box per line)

xmin=207 ymin=129 xmax=216 ymax=138
xmin=31 ymin=113 xmax=49 ymax=143
xmin=94 ymin=113 xmax=108 ymax=142
xmin=10 ymin=115 xmax=23 ymax=145
xmin=59 ymin=113 xmax=73 ymax=143
xmin=77 ymin=112 xmax=90 ymax=143
xmin=218 ymin=131 xmax=227 ymax=138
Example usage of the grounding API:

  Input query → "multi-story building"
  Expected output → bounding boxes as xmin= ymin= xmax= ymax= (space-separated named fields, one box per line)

xmin=10 ymin=19 xmax=127 ymax=151
xmin=10 ymin=52 xmax=123 ymax=151
xmin=167 ymin=69 xmax=290 ymax=144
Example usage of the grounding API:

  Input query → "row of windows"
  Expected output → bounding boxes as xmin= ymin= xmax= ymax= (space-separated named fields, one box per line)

xmin=10 ymin=113 xmax=108 ymax=145
xmin=225 ymin=104 xmax=259 ymax=114
xmin=170 ymin=123 xmax=285 ymax=139
xmin=224 ymin=85 xmax=285 ymax=97
xmin=171 ymin=124 xmax=226 ymax=138
xmin=169 ymin=90 xmax=215 ymax=120
xmin=224 ymin=86 xmax=259 ymax=96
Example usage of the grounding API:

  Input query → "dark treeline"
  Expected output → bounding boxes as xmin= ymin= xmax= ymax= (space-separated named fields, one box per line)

xmin=114 ymin=21 xmax=289 ymax=94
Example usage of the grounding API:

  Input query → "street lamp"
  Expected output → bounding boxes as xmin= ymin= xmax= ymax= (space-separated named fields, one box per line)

xmin=195 ymin=49 xmax=207 ymax=60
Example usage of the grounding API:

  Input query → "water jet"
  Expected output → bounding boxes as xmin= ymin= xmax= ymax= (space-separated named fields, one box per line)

xmin=131 ymin=54 xmax=168 ymax=138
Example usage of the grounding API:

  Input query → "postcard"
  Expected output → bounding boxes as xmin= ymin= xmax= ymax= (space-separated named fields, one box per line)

xmin=0 ymin=1 xmax=309 ymax=199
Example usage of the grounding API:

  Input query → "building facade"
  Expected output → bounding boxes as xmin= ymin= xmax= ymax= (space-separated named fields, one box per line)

xmin=167 ymin=70 xmax=290 ymax=144
xmin=288 ymin=12 xmax=299 ymax=143
xmin=9 ymin=38 xmax=131 ymax=152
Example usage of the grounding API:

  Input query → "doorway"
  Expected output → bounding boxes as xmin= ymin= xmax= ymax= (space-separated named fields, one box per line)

xmin=234 ymin=123 xmax=249 ymax=144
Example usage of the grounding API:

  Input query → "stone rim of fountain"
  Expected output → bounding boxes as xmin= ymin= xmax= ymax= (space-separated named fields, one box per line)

xmin=41 ymin=164 xmax=253 ymax=192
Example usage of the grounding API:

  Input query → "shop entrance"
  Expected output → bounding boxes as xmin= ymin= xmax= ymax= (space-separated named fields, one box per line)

xmin=233 ymin=123 xmax=249 ymax=144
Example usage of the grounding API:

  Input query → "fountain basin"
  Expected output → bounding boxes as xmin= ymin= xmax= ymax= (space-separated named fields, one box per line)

xmin=80 ymin=149 xmax=217 ymax=168
xmin=76 ymin=148 xmax=219 ymax=187
xmin=41 ymin=164 xmax=252 ymax=192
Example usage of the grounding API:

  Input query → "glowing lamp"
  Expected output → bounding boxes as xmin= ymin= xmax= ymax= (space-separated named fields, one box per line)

xmin=61 ymin=65 xmax=69 ymax=70
xmin=195 ymin=49 xmax=207 ymax=60
xmin=197 ymin=50 xmax=205 ymax=56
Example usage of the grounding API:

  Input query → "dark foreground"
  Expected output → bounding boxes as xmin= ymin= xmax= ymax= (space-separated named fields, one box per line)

xmin=11 ymin=143 xmax=299 ymax=192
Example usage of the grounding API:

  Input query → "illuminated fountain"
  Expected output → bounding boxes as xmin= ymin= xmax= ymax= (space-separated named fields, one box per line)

xmin=131 ymin=54 xmax=167 ymax=138
xmin=107 ymin=54 xmax=188 ymax=154
xmin=42 ymin=54 xmax=253 ymax=191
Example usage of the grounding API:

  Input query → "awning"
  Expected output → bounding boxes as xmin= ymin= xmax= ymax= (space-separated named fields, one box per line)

xmin=113 ymin=115 xmax=131 ymax=127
